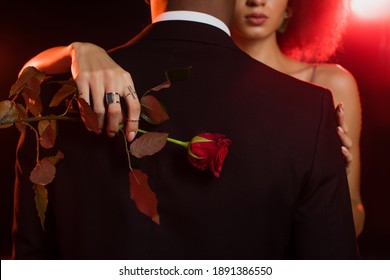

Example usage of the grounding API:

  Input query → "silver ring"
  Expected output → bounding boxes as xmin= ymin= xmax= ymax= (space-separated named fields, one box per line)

xmin=128 ymin=119 xmax=140 ymax=122
xmin=123 ymin=92 xmax=132 ymax=99
xmin=105 ymin=92 xmax=120 ymax=105
xmin=124 ymin=85 xmax=137 ymax=100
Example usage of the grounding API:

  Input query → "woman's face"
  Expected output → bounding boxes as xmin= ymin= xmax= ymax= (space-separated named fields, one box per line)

xmin=231 ymin=0 xmax=289 ymax=41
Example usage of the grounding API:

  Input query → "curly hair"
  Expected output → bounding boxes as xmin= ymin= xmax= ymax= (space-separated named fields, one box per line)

xmin=277 ymin=0 xmax=350 ymax=63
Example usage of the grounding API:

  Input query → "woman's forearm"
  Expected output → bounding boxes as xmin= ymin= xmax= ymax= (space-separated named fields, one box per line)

xmin=19 ymin=43 xmax=79 ymax=76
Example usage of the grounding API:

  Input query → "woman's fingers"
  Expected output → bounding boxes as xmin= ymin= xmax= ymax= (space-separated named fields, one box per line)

xmin=71 ymin=42 xmax=140 ymax=140
xmin=122 ymin=84 xmax=141 ymax=142
xmin=336 ymin=103 xmax=353 ymax=174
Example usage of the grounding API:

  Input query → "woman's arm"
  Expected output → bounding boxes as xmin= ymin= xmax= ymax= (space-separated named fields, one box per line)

xmin=20 ymin=45 xmax=73 ymax=76
xmin=20 ymin=42 xmax=140 ymax=142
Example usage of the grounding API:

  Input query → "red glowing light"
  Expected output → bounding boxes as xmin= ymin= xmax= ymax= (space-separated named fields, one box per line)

xmin=351 ymin=0 xmax=390 ymax=19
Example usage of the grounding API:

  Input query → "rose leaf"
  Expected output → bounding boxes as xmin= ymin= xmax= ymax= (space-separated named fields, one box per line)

xmin=140 ymin=95 xmax=169 ymax=125
xmin=130 ymin=132 xmax=168 ymax=158
xmin=33 ymin=184 xmax=48 ymax=230
xmin=9 ymin=66 xmax=43 ymax=98
xmin=50 ymin=83 xmax=78 ymax=107
xmin=0 ymin=100 xmax=18 ymax=128
xmin=129 ymin=169 xmax=160 ymax=224
xmin=29 ymin=158 xmax=56 ymax=186
xmin=76 ymin=97 xmax=99 ymax=134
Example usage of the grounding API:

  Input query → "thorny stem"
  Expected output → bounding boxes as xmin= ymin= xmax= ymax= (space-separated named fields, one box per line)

xmin=120 ymin=128 xmax=132 ymax=171
xmin=11 ymin=94 xmax=18 ymax=103
xmin=23 ymin=122 xmax=40 ymax=164
xmin=121 ymin=127 xmax=141 ymax=185
xmin=0 ymin=115 xmax=79 ymax=126
xmin=59 ymin=94 xmax=78 ymax=117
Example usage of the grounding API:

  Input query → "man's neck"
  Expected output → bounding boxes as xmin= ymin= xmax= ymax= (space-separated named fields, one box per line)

xmin=150 ymin=0 xmax=235 ymax=26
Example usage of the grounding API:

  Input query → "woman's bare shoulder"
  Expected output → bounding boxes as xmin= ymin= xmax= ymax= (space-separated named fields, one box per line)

xmin=314 ymin=64 xmax=357 ymax=88
xmin=313 ymin=63 xmax=360 ymax=103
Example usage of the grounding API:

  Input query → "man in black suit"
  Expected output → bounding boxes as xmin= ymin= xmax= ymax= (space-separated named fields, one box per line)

xmin=13 ymin=0 xmax=358 ymax=259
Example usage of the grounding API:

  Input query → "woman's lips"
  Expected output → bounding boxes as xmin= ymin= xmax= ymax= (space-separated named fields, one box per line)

xmin=245 ymin=14 xmax=268 ymax=25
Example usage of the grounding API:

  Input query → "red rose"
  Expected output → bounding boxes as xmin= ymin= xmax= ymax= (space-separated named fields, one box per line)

xmin=187 ymin=133 xmax=232 ymax=177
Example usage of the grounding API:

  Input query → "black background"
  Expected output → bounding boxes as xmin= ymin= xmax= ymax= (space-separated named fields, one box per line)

xmin=1 ymin=2 xmax=389 ymax=259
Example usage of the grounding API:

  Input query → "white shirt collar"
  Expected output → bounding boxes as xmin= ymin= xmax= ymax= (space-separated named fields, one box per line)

xmin=153 ymin=11 xmax=231 ymax=36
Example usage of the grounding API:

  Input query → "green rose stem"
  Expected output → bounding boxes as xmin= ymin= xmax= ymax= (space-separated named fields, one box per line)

xmin=137 ymin=128 xmax=190 ymax=149
xmin=120 ymin=128 xmax=133 ymax=171
xmin=118 ymin=126 xmax=194 ymax=174
xmin=119 ymin=128 xmax=191 ymax=186
xmin=23 ymin=122 xmax=41 ymax=163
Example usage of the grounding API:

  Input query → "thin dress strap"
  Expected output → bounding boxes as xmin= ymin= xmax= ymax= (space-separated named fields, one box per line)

xmin=309 ymin=65 xmax=318 ymax=83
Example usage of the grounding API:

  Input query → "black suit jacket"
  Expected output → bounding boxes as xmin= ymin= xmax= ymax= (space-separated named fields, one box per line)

xmin=13 ymin=20 xmax=358 ymax=259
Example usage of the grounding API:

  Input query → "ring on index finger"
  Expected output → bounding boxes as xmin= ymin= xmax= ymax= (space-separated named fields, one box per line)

xmin=105 ymin=92 xmax=121 ymax=105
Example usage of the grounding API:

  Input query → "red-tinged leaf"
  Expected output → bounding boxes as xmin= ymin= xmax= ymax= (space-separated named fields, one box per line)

xmin=76 ymin=97 xmax=99 ymax=134
xmin=143 ymin=66 xmax=192 ymax=94
xmin=50 ymin=84 xmax=78 ymax=107
xmin=38 ymin=120 xmax=57 ymax=149
xmin=46 ymin=150 xmax=64 ymax=166
xmin=129 ymin=169 xmax=160 ymax=224
xmin=151 ymin=80 xmax=171 ymax=92
xmin=146 ymin=66 xmax=191 ymax=93
xmin=140 ymin=95 xmax=169 ymax=125
xmin=35 ymin=70 xmax=46 ymax=83
xmin=0 ymin=100 xmax=18 ymax=128
xmin=165 ymin=66 xmax=192 ymax=82
xmin=130 ymin=132 xmax=168 ymax=158
xmin=33 ymin=184 xmax=48 ymax=230
xmin=22 ymin=91 xmax=42 ymax=117
xmin=40 ymin=126 xmax=56 ymax=149
xmin=22 ymin=77 xmax=43 ymax=117
xmin=15 ymin=102 xmax=27 ymax=116
xmin=15 ymin=103 xmax=27 ymax=117
xmin=26 ymin=76 xmax=42 ymax=99
xmin=15 ymin=103 xmax=27 ymax=133
xmin=29 ymin=158 xmax=56 ymax=186
xmin=65 ymin=99 xmax=77 ymax=113
xmin=15 ymin=123 xmax=26 ymax=133
xmin=38 ymin=120 xmax=48 ymax=136
xmin=9 ymin=66 xmax=44 ymax=98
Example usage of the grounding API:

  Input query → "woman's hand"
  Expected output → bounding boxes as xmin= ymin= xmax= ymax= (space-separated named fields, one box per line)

xmin=70 ymin=42 xmax=140 ymax=142
xmin=336 ymin=102 xmax=353 ymax=174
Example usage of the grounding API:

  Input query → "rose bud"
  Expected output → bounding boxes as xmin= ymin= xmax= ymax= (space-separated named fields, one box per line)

xmin=187 ymin=133 xmax=232 ymax=178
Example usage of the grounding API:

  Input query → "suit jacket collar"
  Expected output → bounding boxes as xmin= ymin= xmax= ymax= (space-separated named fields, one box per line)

xmin=121 ymin=20 xmax=239 ymax=51
xmin=153 ymin=11 xmax=231 ymax=36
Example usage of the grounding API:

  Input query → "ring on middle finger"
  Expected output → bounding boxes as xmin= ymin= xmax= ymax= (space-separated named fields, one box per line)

xmin=105 ymin=92 xmax=121 ymax=105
